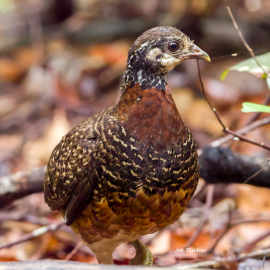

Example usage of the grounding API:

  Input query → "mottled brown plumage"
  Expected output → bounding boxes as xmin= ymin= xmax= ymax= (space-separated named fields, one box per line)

xmin=44 ymin=26 xmax=210 ymax=265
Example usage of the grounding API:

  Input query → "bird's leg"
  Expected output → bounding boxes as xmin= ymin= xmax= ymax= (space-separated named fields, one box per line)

xmin=129 ymin=239 xmax=153 ymax=266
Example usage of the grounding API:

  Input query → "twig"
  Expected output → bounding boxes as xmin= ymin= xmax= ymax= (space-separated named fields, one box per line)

xmin=211 ymin=53 xmax=237 ymax=60
xmin=0 ymin=166 xmax=46 ymax=207
xmin=197 ymin=59 xmax=270 ymax=151
xmin=207 ymin=206 xmax=233 ymax=254
xmin=227 ymin=6 xmax=270 ymax=80
xmin=226 ymin=6 xmax=270 ymax=148
xmin=206 ymin=115 xmax=270 ymax=151
xmin=197 ymin=60 xmax=226 ymax=130
xmin=244 ymin=160 xmax=270 ymax=184
xmin=226 ymin=129 xmax=270 ymax=151
xmin=65 ymin=241 xmax=84 ymax=261
xmin=176 ymin=247 xmax=270 ymax=269
xmin=0 ymin=221 xmax=65 ymax=250
xmin=207 ymin=218 xmax=270 ymax=254
xmin=241 ymin=228 xmax=270 ymax=253
xmin=184 ymin=185 xmax=214 ymax=249
xmin=238 ymin=247 xmax=270 ymax=260
xmin=197 ymin=7 xmax=270 ymax=155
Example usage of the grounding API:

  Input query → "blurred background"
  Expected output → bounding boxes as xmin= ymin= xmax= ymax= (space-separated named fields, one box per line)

xmin=1 ymin=0 xmax=270 ymax=267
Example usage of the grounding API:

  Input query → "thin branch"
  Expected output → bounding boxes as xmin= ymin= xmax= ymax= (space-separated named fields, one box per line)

xmin=207 ymin=206 xmax=233 ymax=254
xmin=0 ymin=221 xmax=65 ymax=250
xmin=241 ymin=228 xmax=270 ymax=253
xmin=197 ymin=60 xmax=226 ymax=130
xmin=197 ymin=7 xmax=270 ymax=155
xmin=206 ymin=115 xmax=270 ymax=151
xmin=207 ymin=218 xmax=270 ymax=254
xmin=227 ymin=6 xmax=270 ymax=80
xmin=244 ymin=161 xmax=270 ymax=184
xmin=65 ymin=241 xmax=84 ymax=261
xmin=226 ymin=6 xmax=270 ymax=149
xmin=0 ymin=166 xmax=46 ymax=207
xmin=197 ymin=59 xmax=270 ymax=151
xmin=184 ymin=184 xmax=214 ymax=249
xmin=211 ymin=53 xmax=238 ymax=60
xmin=225 ymin=129 xmax=270 ymax=150
xmin=238 ymin=247 xmax=270 ymax=260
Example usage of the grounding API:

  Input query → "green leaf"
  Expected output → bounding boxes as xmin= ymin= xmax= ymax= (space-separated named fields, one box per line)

xmin=242 ymin=102 xmax=270 ymax=113
xmin=220 ymin=69 xmax=229 ymax=81
xmin=222 ymin=52 xmax=270 ymax=80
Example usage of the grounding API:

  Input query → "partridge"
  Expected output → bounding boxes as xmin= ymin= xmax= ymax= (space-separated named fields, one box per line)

xmin=44 ymin=26 xmax=210 ymax=266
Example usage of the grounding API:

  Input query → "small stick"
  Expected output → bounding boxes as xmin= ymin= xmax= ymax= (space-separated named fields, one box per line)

xmin=198 ymin=7 xmax=270 ymax=156
xmin=208 ymin=116 xmax=270 ymax=149
xmin=197 ymin=59 xmax=270 ymax=151
xmin=227 ymin=6 xmax=270 ymax=79
xmin=184 ymin=185 xmax=214 ymax=249
xmin=211 ymin=53 xmax=238 ymax=60
xmin=242 ymin=228 xmax=270 ymax=253
xmin=197 ymin=60 xmax=226 ymax=130
xmin=0 ymin=221 xmax=65 ymax=250
xmin=207 ymin=206 xmax=233 ymax=254
xmin=244 ymin=160 xmax=270 ymax=184
xmin=207 ymin=218 xmax=270 ymax=254
xmin=238 ymin=247 xmax=270 ymax=260
xmin=65 ymin=241 xmax=84 ymax=261
xmin=227 ymin=6 xmax=270 ymax=152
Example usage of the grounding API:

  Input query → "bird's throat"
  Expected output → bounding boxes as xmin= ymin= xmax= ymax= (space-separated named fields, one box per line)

xmin=120 ymin=58 xmax=168 ymax=94
xmin=117 ymin=82 xmax=186 ymax=152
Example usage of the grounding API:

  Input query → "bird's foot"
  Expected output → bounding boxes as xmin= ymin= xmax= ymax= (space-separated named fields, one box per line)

xmin=129 ymin=239 xmax=153 ymax=266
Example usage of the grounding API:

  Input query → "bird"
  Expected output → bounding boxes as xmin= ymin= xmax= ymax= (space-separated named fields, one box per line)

xmin=44 ymin=26 xmax=210 ymax=266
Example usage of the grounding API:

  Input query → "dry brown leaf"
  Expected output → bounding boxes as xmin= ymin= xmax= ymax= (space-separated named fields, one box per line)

xmin=87 ymin=41 xmax=130 ymax=67
xmin=236 ymin=185 xmax=270 ymax=214
xmin=22 ymin=109 xmax=71 ymax=167
xmin=0 ymin=58 xmax=26 ymax=83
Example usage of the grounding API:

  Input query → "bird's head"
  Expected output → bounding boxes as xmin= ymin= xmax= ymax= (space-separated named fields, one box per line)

xmin=121 ymin=26 xmax=210 ymax=92
xmin=129 ymin=26 xmax=210 ymax=73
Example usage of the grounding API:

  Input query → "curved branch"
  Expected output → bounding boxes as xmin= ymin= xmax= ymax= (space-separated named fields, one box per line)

xmin=0 ymin=166 xmax=46 ymax=207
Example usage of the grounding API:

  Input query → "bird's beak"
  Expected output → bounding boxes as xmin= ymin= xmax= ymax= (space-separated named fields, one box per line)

xmin=185 ymin=44 xmax=211 ymax=62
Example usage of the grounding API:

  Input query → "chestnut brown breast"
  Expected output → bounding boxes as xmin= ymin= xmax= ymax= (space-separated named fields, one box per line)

xmin=117 ymin=83 xmax=187 ymax=153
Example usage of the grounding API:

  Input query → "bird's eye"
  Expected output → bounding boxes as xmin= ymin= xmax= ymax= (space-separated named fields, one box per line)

xmin=168 ymin=41 xmax=180 ymax=52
